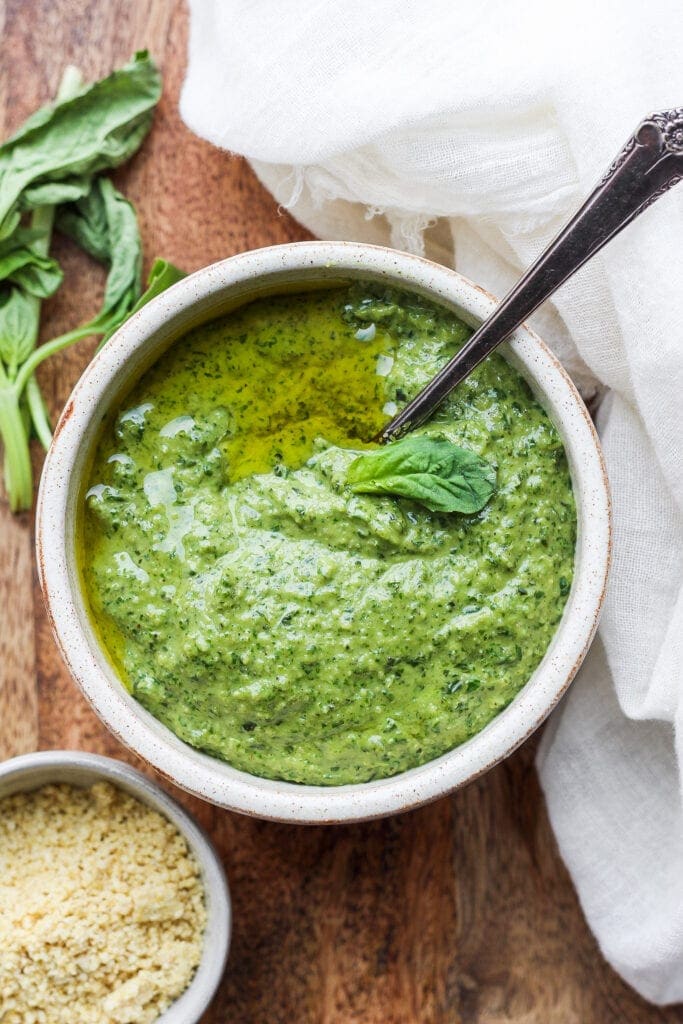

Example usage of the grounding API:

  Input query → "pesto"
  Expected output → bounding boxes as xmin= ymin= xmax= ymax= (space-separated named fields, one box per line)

xmin=82 ymin=284 xmax=576 ymax=785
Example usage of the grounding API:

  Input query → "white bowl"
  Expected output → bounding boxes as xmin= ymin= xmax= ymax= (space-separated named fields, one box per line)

xmin=0 ymin=750 xmax=230 ymax=1023
xmin=36 ymin=241 xmax=611 ymax=824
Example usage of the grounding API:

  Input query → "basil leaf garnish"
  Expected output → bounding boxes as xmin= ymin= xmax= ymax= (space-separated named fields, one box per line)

xmin=347 ymin=435 xmax=496 ymax=514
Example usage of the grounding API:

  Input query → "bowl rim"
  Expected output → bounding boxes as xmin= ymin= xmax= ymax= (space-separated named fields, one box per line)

xmin=36 ymin=240 xmax=611 ymax=823
xmin=0 ymin=749 xmax=230 ymax=1023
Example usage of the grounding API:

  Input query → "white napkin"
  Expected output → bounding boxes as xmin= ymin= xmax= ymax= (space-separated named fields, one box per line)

xmin=180 ymin=0 xmax=683 ymax=1002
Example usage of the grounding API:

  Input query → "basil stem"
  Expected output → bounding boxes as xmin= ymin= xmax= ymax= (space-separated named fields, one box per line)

xmin=0 ymin=360 xmax=31 ymax=509
xmin=25 ymin=375 xmax=52 ymax=450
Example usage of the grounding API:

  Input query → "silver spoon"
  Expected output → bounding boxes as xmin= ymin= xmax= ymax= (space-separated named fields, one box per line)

xmin=377 ymin=107 xmax=683 ymax=443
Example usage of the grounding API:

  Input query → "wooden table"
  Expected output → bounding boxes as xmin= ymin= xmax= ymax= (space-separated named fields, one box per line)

xmin=1 ymin=3 xmax=680 ymax=1021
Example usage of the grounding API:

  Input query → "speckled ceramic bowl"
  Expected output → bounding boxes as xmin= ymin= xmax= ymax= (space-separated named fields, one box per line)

xmin=0 ymin=750 xmax=230 ymax=1023
xmin=36 ymin=241 xmax=611 ymax=823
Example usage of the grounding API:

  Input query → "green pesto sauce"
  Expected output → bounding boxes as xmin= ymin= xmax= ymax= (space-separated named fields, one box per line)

xmin=82 ymin=284 xmax=576 ymax=785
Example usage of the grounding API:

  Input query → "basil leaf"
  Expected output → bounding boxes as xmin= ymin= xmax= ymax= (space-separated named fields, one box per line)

xmin=0 ymin=227 xmax=63 ymax=297
xmin=127 ymin=257 xmax=186 ymax=313
xmin=347 ymin=435 xmax=497 ymax=514
xmin=0 ymin=226 xmax=51 ymax=253
xmin=97 ymin=258 xmax=186 ymax=348
xmin=0 ymin=222 xmax=62 ymax=371
xmin=91 ymin=180 xmax=142 ymax=326
xmin=5 ymin=255 xmax=63 ymax=298
xmin=0 ymin=248 xmax=62 ymax=296
xmin=0 ymin=288 xmax=37 ymax=367
xmin=58 ymin=176 xmax=142 ymax=330
xmin=0 ymin=50 xmax=160 ymax=237
xmin=19 ymin=175 xmax=92 ymax=210
xmin=56 ymin=178 xmax=111 ymax=261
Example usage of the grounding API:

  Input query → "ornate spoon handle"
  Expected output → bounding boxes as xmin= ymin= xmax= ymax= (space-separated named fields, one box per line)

xmin=378 ymin=108 xmax=683 ymax=443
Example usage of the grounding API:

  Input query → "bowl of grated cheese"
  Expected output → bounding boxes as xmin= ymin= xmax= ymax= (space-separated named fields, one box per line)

xmin=0 ymin=750 xmax=230 ymax=1024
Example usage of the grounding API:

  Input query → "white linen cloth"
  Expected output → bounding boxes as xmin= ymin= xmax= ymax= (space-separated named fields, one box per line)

xmin=180 ymin=0 xmax=683 ymax=1002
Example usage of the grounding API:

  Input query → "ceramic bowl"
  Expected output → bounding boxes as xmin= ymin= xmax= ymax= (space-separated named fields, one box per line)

xmin=36 ymin=241 xmax=611 ymax=823
xmin=0 ymin=750 xmax=230 ymax=1022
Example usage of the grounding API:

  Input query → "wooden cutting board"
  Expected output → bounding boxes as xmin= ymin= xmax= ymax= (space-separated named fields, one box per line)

xmin=1 ymin=2 xmax=680 ymax=1021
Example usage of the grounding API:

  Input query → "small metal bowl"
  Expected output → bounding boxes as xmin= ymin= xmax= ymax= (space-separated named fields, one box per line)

xmin=0 ymin=750 xmax=230 ymax=1024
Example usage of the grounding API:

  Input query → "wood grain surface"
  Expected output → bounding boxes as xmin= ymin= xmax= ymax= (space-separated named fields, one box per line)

xmin=0 ymin=2 xmax=680 ymax=1022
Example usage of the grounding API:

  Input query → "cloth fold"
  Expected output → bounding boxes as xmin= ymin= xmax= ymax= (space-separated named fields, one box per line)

xmin=181 ymin=0 xmax=683 ymax=1002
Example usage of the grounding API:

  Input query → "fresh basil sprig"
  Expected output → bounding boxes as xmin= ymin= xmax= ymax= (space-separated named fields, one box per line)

xmin=0 ymin=53 xmax=176 ymax=513
xmin=347 ymin=435 xmax=497 ymax=514
xmin=0 ymin=51 xmax=160 ymax=240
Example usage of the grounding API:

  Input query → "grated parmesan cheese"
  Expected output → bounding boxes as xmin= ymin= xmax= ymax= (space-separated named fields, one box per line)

xmin=0 ymin=781 xmax=207 ymax=1024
